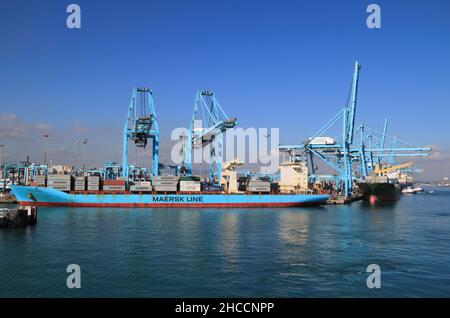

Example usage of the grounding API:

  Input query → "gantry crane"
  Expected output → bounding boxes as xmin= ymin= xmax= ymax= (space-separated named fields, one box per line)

xmin=122 ymin=87 xmax=159 ymax=179
xmin=279 ymin=61 xmax=362 ymax=197
xmin=357 ymin=119 xmax=430 ymax=178
xmin=181 ymin=91 xmax=237 ymax=184
xmin=279 ymin=62 xmax=432 ymax=198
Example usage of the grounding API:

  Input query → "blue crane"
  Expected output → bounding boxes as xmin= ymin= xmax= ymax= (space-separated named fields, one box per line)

xmin=356 ymin=120 xmax=431 ymax=177
xmin=279 ymin=62 xmax=432 ymax=198
xmin=181 ymin=90 xmax=237 ymax=184
xmin=122 ymin=88 xmax=159 ymax=179
xmin=279 ymin=61 xmax=362 ymax=197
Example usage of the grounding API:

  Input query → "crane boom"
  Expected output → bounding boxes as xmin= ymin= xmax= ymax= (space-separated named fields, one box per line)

xmin=373 ymin=161 xmax=413 ymax=176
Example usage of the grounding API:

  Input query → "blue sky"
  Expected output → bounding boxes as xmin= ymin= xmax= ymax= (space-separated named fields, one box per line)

xmin=0 ymin=0 xmax=449 ymax=179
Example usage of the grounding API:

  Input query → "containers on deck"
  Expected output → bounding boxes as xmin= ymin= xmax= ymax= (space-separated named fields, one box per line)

xmin=47 ymin=175 xmax=71 ymax=191
xmin=153 ymin=176 xmax=178 ymax=192
xmin=32 ymin=175 xmax=46 ymax=187
xmin=247 ymin=180 xmax=271 ymax=193
xmin=87 ymin=176 xmax=100 ymax=191
xmin=103 ymin=179 xmax=126 ymax=192
xmin=74 ymin=176 xmax=86 ymax=191
xmin=179 ymin=176 xmax=201 ymax=192
xmin=35 ymin=174 xmax=251 ymax=193
xmin=130 ymin=181 xmax=152 ymax=192
xmin=180 ymin=180 xmax=201 ymax=192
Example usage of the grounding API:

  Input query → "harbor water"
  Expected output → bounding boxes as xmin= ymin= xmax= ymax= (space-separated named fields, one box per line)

xmin=0 ymin=186 xmax=449 ymax=297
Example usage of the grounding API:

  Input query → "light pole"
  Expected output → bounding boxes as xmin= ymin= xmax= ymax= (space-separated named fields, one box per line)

xmin=42 ymin=134 xmax=49 ymax=166
xmin=81 ymin=138 xmax=88 ymax=173
xmin=74 ymin=139 xmax=81 ymax=169
xmin=0 ymin=144 xmax=4 ymax=169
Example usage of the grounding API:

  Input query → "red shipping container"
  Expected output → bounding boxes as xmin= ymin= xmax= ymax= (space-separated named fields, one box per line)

xmin=103 ymin=180 xmax=126 ymax=186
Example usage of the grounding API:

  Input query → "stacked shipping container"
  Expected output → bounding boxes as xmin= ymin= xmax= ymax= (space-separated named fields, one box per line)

xmin=74 ymin=177 xmax=86 ymax=191
xmin=179 ymin=180 xmax=201 ymax=192
xmin=103 ymin=179 xmax=126 ymax=192
xmin=153 ymin=176 xmax=178 ymax=192
xmin=247 ymin=180 xmax=271 ymax=193
xmin=87 ymin=176 xmax=100 ymax=191
xmin=32 ymin=175 xmax=46 ymax=187
xmin=130 ymin=181 xmax=152 ymax=192
xmin=47 ymin=175 xmax=71 ymax=191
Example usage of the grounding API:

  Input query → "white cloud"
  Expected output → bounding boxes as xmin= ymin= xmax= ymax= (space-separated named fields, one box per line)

xmin=0 ymin=113 xmax=52 ymax=140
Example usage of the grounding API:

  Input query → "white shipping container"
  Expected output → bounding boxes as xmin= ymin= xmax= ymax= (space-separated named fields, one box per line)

xmin=180 ymin=186 xmax=201 ymax=192
xmin=248 ymin=187 xmax=270 ymax=192
xmin=33 ymin=175 xmax=46 ymax=186
xmin=180 ymin=181 xmax=201 ymax=192
xmin=180 ymin=181 xmax=199 ymax=185
xmin=154 ymin=181 xmax=178 ymax=186
xmin=130 ymin=185 xmax=152 ymax=192
xmin=47 ymin=180 xmax=71 ymax=186
xmin=87 ymin=176 xmax=100 ymax=183
xmin=154 ymin=176 xmax=178 ymax=181
xmin=134 ymin=181 xmax=151 ymax=187
xmin=248 ymin=182 xmax=270 ymax=187
xmin=154 ymin=186 xmax=177 ymax=192
xmin=48 ymin=175 xmax=71 ymax=181
xmin=308 ymin=136 xmax=336 ymax=145
xmin=103 ymin=185 xmax=125 ymax=191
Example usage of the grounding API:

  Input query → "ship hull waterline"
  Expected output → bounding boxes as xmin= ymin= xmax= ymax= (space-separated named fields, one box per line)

xmin=357 ymin=182 xmax=401 ymax=202
xmin=11 ymin=186 xmax=330 ymax=208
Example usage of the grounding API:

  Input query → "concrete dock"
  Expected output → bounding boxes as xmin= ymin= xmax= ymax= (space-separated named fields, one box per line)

xmin=0 ymin=193 xmax=17 ymax=204
xmin=0 ymin=206 xmax=37 ymax=228
xmin=327 ymin=194 xmax=363 ymax=205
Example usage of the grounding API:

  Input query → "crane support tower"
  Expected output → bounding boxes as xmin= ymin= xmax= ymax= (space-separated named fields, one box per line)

xmin=181 ymin=90 xmax=237 ymax=184
xmin=122 ymin=87 xmax=159 ymax=179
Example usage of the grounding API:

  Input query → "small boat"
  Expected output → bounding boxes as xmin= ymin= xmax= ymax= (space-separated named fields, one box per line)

xmin=412 ymin=186 xmax=424 ymax=193
xmin=402 ymin=187 xmax=416 ymax=195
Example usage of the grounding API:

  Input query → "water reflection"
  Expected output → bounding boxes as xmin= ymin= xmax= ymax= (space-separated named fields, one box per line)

xmin=360 ymin=200 xmax=399 ymax=209
xmin=277 ymin=211 xmax=311 ymax=246
xmin=2 ymin=193 xmax=450 ymax=297
xmin=218 ymin=213 xmax=240 ymax=270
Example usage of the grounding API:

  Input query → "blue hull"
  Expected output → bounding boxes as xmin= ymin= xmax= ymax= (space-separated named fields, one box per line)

xmin=11 ymin=186 xmax=329 ymax=208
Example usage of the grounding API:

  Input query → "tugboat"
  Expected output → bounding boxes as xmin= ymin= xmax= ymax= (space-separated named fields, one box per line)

xmin=412 ymin=186 xmax=424 ymax=193
xmin=402 ymin=187 xmax=416 ymax=195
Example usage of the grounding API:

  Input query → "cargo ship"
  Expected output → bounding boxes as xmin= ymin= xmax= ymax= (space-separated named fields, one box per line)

xmin=357 ymin=176 xmax=401 ymax=202
xmin=11 ymin=185 xmax=329 ymax=208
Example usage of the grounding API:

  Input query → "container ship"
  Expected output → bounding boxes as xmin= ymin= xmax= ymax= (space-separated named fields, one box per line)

xmin=10 ymin=173 xmax=329 ymax=208
xmin=357 ymin=175 xmax=401 ymax=202
xmin=11 ymin=186 xmax=329 ymax=208
xmin=5 ymin=87 xmax=337 ymax=208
